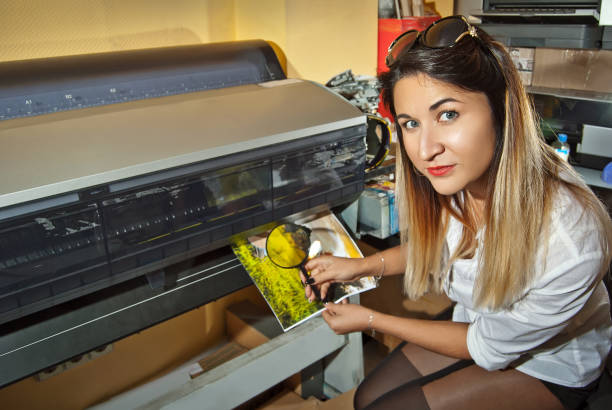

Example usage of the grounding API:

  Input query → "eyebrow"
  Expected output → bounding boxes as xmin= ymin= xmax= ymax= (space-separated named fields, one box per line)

xmin=429 ymin=97 xmax=460 ymax=111
xmin=396 ymin=113 xmax=413 ymax=121
xmin=396 ymin=97 xmax=462 ymax=120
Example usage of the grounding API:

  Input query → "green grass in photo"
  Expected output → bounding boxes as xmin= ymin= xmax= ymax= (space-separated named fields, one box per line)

xmin=232 ymin=237 xmax=323 ymax=329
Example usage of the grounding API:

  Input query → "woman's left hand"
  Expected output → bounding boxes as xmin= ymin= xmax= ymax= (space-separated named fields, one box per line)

xmin=321 ymin=302 xmax=373 ymax=335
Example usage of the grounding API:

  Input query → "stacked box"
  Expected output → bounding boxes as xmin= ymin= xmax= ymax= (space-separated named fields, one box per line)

xmin=358 ymin=182 xmax=398 ymax=239
xmin=508 ymin=47 xmax=535 ymax=86
xmin=604 ymin=27 xmax=612 ymax=50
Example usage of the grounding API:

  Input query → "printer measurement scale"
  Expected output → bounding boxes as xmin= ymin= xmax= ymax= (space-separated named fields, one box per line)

xmin=0 ymin=75 xmax=250 ymax=121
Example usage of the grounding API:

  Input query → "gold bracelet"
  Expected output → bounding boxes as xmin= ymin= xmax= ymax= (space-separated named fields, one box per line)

xmin=375 ymin=253 xmax=385 ymax=282
xmin=368 ymin=311 xmax=375 ymax=337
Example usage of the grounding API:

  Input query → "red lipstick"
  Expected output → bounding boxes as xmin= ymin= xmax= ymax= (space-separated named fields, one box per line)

xmin=427 ymin=165 xmax=455 ymax=176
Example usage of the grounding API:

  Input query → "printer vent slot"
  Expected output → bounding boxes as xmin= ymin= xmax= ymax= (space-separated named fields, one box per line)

xmin=0 ymin=203 xmax=108 ymax=311
xmin=103 ymin=160 xmax=272 ymax=274
xmin=272 ymin=135 xmax=365 ymax=216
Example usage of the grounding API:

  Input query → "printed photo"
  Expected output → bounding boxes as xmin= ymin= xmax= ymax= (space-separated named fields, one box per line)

xmin=231 ymin=211 xmax=377 ymax=331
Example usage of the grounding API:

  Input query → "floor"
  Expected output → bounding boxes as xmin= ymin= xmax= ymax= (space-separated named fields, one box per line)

xmin=363 ymin=333 xmax=391 ymax=377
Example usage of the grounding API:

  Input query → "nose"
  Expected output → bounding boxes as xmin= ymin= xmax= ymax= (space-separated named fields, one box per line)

xmin=418 ymin=125 xmax=444 ymax=161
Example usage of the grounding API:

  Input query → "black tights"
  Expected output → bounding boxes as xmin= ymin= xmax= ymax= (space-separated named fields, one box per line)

xmin=354 ymin=341 xmax=457 ymax=410
xmin=354 ymin=341 xmax=565 ymax=410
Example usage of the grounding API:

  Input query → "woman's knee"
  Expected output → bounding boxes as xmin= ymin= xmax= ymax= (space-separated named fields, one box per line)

xmin=353 ymin=379 xmax=373 ymax=410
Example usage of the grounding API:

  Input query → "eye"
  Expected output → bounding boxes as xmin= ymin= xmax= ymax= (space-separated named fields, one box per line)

xmin=401 ymin=119 xmax=419 ymax=130
xmin=439 ymin=110 xmax=458 ymax=122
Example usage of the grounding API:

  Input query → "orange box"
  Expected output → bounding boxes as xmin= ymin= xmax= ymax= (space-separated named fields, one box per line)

xmin=376 ymin=16 xmax=439 ymax=120
xmin=377 ymin=17 xmax=440 ymax=75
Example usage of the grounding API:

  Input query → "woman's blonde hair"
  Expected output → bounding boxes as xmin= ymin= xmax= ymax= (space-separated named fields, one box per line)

xmin=380 ymin=26 xmax=612 ymax=310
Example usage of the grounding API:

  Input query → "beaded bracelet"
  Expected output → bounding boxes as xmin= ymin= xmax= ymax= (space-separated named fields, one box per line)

xmin=368 ymin=311 xmax=375 ymax=337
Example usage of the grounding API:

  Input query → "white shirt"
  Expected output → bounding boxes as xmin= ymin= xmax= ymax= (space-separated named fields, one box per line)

xmin=444 ymin=186 xmax=612 ymax=387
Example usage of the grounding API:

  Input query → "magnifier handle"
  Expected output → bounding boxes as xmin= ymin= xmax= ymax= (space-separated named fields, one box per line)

xmin=300 ymin=265 xmax=324 ymax=302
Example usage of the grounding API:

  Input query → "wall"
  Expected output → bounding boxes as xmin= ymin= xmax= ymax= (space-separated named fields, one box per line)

xmin=0 ymin=0 xmax=379 ymax=83
xmin=284 ymin=0 xmax=378 ymax=82
xmin=0 ymin=0 xmax=234 ymax=61
xmin=433 ymin=0 xmax=454 ymax=18
xmin=232 ymin=0 xmax=453 ymax=82
xmin=0 ymin=1 xmax=454 ymax=82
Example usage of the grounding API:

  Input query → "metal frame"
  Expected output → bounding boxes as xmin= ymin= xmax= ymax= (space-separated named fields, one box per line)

xmin=91 ymin=295 xmax=364 ymax=410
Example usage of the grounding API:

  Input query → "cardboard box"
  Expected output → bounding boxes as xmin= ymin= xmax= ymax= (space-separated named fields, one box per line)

xmin=358 ymin=183 xmax=398 ymax=240
xmin=189 ymin=341 xmax=248 ymax=379
xmin=259 ymin=390 xmax=319 ymax=410
xmin=225 ymin=299 xmax=282 ymax=349
xmin=508 ymin=47 xmax=534 ymax=86
xmin=189 ymin=300 xmax=282 ymax=379
xmin=259 ymin=388 xmax=356 ymax=410
xmin=532 ymin=48 xmax=612 ymax=93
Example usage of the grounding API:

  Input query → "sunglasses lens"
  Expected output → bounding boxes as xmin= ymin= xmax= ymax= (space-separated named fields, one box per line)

xmin=385 ymin=17 xmax=475 ymax=66
xmin=422 ymin=17 xmax=468 ymax=48
xmin=386 ymin=30 xmax=419 ymax=66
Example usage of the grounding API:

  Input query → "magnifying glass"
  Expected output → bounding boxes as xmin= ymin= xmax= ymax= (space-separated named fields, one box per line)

xmin=265 ymin=223 xmax=325 ymax=302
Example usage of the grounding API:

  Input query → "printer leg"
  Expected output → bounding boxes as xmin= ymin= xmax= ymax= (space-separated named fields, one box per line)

xmin=300 ymin=360 xmax=325 ymax=399
xmin=322 ymin=294 xmax=365 ymax=398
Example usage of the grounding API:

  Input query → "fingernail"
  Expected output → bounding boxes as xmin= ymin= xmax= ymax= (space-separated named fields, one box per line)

xmin=306 ymin=278 xmax=315 ymax=285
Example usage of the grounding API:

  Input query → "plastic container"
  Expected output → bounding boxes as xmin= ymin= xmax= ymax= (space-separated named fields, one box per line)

xmin=553 ymin=133 xmax=570 ymax=161
xmin=602 ymin=162 xmax=612 ymax=184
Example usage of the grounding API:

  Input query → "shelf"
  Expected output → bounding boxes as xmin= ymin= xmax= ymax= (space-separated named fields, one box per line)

xmin=527 ymin=86 xmax=612 ymax=104
xmin=363 ymin=144 xmax=611 ymax=190
xmin=575 ymin=166 xmax=612 ymax=190
xmin=92 ymin=313 xmax=364 ymax=409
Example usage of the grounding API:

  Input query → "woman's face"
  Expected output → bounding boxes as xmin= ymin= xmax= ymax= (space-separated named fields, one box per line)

xmin=394 ymin=73 xmax=496 ymax=199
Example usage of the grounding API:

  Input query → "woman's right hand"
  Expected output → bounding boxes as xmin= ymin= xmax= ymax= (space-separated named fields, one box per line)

xmin=302 ymin=255 xmax=364 ymax=302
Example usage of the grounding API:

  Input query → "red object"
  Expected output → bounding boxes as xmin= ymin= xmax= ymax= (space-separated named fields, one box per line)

xmin=376 ymin=16 xmax=440 ymax=121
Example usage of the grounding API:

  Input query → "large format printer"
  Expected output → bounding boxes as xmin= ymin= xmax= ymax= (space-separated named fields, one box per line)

xmin=461 ymin=0 xmax=611 ymax=49
xmin=0 ymin=40 xmax=367 ymax=404
xmin=475 ymin=0 xmax=603 ymax=22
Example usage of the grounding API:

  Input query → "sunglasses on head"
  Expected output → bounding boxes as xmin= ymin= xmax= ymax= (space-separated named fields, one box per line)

xmin=385 ymin=15 xmax=478 ymax=67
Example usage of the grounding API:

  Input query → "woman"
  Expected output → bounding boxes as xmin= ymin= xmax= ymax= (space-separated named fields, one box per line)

xmin=304 ymin=16 xmax=612 ymax=410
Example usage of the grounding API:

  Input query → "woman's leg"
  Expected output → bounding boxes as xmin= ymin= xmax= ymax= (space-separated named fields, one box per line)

xmin=365 ymin=363 xmax=565 ymax=410
xmin=354 ymin=341 xmax=461 ymax=410
xmin=422 ymin=365 xmax=564 ymax=410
